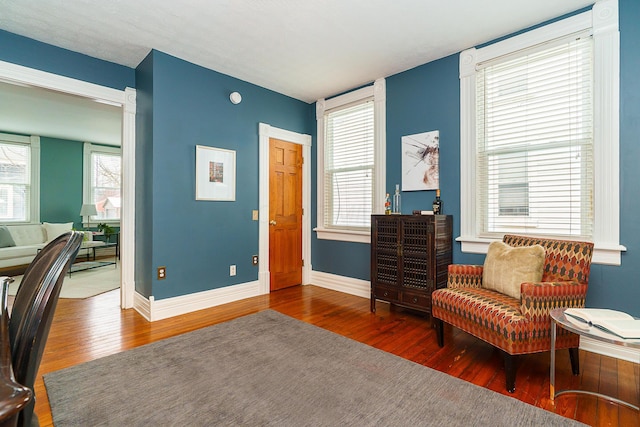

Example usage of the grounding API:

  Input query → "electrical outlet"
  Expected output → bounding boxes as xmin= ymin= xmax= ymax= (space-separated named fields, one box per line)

xmin=230 ymin=265 xmax=236 ymax=276
xmin=252 ymin=255 xmax=259 ymax=265
xmin=157 ymin=266 xmax=166 ymax=280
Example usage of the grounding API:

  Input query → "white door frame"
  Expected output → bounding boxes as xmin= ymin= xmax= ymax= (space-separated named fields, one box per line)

xmin=0 ymin=60 xmax=136 ymax=308
xmin=258 ymin=123 xmax=311 ymax=293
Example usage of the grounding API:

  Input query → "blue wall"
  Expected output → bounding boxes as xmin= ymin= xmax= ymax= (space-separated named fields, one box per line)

xmin=1 ymin=2 xmax=638 ymax=314
xmin=312 ymin=0 xmax=640 ymax=316
xmin=0 ymin=29 xmax=134 ymax=90
xmin=134 ymin=52 xmax=154 ymax=298
xmin=137 ymin=50 xmax=311 ymax=299
xmin=310 ymin=55 xmax=464 ymax=281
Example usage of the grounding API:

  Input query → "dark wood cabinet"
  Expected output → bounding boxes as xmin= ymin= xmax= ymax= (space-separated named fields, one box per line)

xmin=370 ymin=214 xmax=452 ymax=315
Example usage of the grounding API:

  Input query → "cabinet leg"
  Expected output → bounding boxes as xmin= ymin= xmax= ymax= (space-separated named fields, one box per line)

xmin=370 ymin=298 xmax=376 ymax=313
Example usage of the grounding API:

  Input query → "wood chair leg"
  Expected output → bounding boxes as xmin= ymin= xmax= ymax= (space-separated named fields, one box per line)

xmin=433 ymin=318 xmax=444 ymax=347
xmin=568 ymin=347 xmax=580 ymax=375
xmin=503 ymin=351 xmax=516 ymax=393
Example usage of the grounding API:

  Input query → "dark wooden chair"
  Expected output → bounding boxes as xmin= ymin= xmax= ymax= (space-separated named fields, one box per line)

xmin=0 ymin=231 xmax=83 ymax=426
xmin=0 ymin=277 xmax=31 ymax=427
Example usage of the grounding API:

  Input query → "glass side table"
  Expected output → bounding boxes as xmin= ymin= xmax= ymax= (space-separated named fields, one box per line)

xmin=550 ymin=307 xmax=640 ymax=411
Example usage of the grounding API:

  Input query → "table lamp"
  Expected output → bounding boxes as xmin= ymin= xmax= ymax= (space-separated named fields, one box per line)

xmin=79 ymin=203 xmax=97 ymax=229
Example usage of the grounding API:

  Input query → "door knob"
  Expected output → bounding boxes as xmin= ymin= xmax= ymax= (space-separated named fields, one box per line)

xmin=269 ymin=220 xmax=277 ymax=226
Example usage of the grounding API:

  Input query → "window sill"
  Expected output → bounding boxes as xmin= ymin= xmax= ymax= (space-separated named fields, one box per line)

xmin=314 ymin=227 xmax=370 ymax=244
xmin=456 ymin=235 xmax=627 ymax=266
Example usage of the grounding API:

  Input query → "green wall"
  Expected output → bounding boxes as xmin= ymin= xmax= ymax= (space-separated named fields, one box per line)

xmin=40 ymin=136 xmax=84 ymax=228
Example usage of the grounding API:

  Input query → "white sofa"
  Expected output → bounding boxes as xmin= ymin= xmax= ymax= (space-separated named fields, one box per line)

xmin=0 ymin=223 xmax=104 ymax=269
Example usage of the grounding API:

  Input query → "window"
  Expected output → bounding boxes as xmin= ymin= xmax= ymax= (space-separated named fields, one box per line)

xmin=477 ymin=35 xmax=593 ymax=237
xmin=459 ymin=1 xmax=624 ymax=265
xmin=315 ymin=79 xmax=386 ymax=243
xmin=324 ymin=102 xmax=374 ymax=229
xmin=0 ymin=133 xmax=40 ymax=223
xmin=84 ymin=143 xmax=121 ymax=223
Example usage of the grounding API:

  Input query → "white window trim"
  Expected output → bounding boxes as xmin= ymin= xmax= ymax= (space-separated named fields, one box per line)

xmin=0 ymin=132 xmax=40 ymax=224
xmin=258 ymin=123 xmax=312 ymax=294
xmin=83 ymin=142 xmax=122 ymax=225
xmin=459 ymin=0 xmax=625 ymax=265
xmin=315 ymin=78 xmax=386 ymax=243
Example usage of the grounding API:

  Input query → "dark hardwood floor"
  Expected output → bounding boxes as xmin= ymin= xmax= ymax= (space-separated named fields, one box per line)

xmin=31 ymin=285 xmax=639 ymax=426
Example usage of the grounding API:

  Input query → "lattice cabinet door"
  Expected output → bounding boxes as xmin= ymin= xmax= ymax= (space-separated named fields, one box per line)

xmin=370 ymin=216 xmax=400 ymax=311
xmin=399 ymin=217 xmax=433 ymax=309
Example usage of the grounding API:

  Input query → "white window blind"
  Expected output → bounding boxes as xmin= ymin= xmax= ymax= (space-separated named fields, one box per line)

xmin=476 ymin=34 xmax=594 ymax=239
xmin=323 ymin=100 xmax=375 ymax=230
xmin=0 ymin=142 xmax=31 ymax=222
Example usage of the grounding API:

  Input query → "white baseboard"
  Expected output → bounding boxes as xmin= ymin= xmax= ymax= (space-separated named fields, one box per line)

xmin=309 ymin=270 xmax=370 ymax=299
xmin=133 ymin=291 xmax=152 ymax=321
xmin=132 ymin=271 xmax=370 ymax=322
xmin=133 ymin=280 xmax=262 ymax=321
xmin=580 ymin=336 xmax=640 ymax=363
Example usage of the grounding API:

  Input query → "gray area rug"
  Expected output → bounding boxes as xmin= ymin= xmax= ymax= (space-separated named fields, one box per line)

xmin=10 ymin=263 xmax=119 ymax=299
xmin=44 ymin=310 xmax=584 ymax=426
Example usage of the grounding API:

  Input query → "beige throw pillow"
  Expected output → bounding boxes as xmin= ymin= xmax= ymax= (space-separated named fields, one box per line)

xmin=43 ymin=222 xmax=73 ymax=242
xmin=482 ymin=241 xmax=545 ymax=300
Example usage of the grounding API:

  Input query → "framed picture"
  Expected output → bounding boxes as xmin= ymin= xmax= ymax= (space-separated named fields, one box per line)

xmin=401 ymin=130 xmax=439 ymax=191
xmin=195 ymin=145 xmax=236 ymax=201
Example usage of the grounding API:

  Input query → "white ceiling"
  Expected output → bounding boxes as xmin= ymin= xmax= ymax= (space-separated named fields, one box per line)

xmin=0 ymin=1 xmax=595 ymax=145
xmin=0 ymin=0 xmax=595 ymax=104
xmin=0 ymin=81 xmax=122 ymax=146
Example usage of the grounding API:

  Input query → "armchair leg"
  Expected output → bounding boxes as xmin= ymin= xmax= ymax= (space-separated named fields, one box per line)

xmin=568 ymin=347 xmax=580 ymax=375
xmin=503 ymin=352 xmax=517 ymax=393
xmin=433 ymin=318 xmax=444 ymax=347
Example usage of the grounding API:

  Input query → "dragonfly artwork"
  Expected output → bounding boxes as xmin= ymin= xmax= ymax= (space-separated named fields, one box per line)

xmin=401 ymin=130 xmax=439 ymax=191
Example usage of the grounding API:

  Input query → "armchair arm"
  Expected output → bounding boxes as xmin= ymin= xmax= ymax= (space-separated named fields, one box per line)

xmin=520 ymin=281 xmax=588 ymax=320
xmin=447 ymin=265 xmax=484 ymax=289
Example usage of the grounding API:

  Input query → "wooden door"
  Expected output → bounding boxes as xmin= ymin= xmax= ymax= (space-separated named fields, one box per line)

xmin=269 ymin=138 xmax=302 ymax=291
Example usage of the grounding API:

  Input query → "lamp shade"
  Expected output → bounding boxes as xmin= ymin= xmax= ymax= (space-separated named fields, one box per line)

xmin=79 ymin=203 xmax=97 ymax=217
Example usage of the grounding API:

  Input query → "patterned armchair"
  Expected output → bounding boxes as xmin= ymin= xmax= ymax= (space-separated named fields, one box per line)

xmin=431 ymin=234 xmax=594 ymax=392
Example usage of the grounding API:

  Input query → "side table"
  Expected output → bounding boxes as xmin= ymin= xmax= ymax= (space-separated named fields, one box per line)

xmin=550 ymin=307 xmax=640 ymax=411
